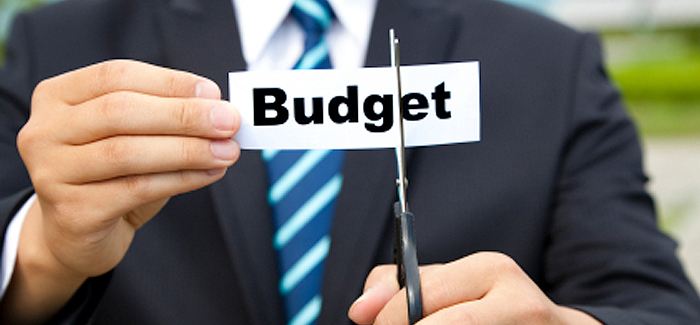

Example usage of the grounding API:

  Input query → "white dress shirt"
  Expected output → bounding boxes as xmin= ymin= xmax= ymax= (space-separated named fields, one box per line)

xmin=234 ymin=0 xmax=376 ymax=71
xmin=1 ymin=0 xmax=377 ymax=299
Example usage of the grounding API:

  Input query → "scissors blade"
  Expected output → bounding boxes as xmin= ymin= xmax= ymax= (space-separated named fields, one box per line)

xmin=390 ymin=29 xmax=422 ymax=324
xmin=390 ymin=28 xmax=408 ymax=214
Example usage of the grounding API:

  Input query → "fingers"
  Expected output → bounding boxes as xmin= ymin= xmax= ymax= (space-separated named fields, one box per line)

xmin=415 ymin=253 xmax=505 ymax=316
xmin=416 ymin=286 xmax=593 ymax=325
xmin=34 ymin=59 xmax=220 ymax=106
xmin=8 ymin=60 xmax=240 ymax=320
xmin=363 ymin=265 xmax=402 ymax=293
xmin=57 ymin=93 xmax=238 ymax=144
xmin=371 ymin=254 xmax=501 ymax=325
xmin=27 ymin=59 xmax=237 ymax=145
xmin=31 ymin=78 xmax=238 ymax=146
xmin=47 ymin=136 xmax=238 ymax=184
xmin=19 ymin=59 xmax=241 ymax=188
xmin=49 ymin=168 xmax=229 ymax=225
xmin=349 ymin=264 xmax=443 ymax=324
xmin=349 ymin=265 xmax=401 ymax=324
xmin=16 ymin=59 xmax=242 ymax=258
xmin=351 ymin=253 xmax=537 ymax=325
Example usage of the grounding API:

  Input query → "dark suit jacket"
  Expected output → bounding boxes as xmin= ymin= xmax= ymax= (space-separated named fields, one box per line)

xmin=1 ymin=0 xmax=699 ymax=324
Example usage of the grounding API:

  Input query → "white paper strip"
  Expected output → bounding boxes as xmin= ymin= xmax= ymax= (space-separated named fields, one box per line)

xmin=229 ymin=61 xmax=480 ymax=149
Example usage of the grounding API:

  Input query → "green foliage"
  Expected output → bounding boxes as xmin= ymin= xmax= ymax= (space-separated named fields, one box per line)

xmin=605 ymin=28 xmax=700 ymax=137
xmin=626 ymin=101 xmax=700 ymax=137
xmin=611 ymin=57 xmax=700 ymax=102
xmin=613 ymin=58 xmax=700 ymax=136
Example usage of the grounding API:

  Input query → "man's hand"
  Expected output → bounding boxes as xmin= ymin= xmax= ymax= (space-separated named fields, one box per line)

xmin=1 ymin=60 xmax=240 ymax=323
xmin=349 ymin=252 xmax=602 ymax=324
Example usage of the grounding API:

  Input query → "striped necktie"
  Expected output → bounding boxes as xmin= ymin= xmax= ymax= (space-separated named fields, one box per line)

xmin=262 ymin=1 xmax=342 ymax=325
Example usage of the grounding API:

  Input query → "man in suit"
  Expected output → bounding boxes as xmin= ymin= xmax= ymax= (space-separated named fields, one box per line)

xmin=1 ymin=0 xmax=699 ymax=324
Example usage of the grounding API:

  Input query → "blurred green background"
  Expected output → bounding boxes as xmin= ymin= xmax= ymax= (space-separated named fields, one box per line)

xmin=605 ymin=28 xmax=700 ymax=137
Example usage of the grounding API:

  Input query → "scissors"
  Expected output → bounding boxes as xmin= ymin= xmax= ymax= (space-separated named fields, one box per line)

xmin=390 ymin=28 xmax=423 ymax=325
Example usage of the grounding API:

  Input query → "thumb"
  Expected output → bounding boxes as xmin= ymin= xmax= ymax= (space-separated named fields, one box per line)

xmin=348 ymin=282 xmax=399 ymax=324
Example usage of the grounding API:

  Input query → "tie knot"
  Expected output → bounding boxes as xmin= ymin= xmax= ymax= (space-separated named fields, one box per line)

xmin=290 ymin=0 xmax=334 ymax=69
xmin=291 ymin=0 xmax=333 ymax=36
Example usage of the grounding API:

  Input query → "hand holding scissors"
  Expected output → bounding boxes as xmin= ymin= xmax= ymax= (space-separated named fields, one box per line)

xmin=390 ymin=28 xmax=423 ymax=325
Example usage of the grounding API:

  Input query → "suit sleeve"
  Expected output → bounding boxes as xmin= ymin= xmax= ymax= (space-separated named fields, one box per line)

xmin=0 ymin=14 xmax=112 ymax=325
xmin=0 ymin=13 xmax=34 ymax=199
xmin=544 ymin=33 xmax=700 ymax=324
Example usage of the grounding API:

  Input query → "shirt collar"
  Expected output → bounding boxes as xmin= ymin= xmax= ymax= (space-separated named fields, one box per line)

xmin=330 ymin=0 xmax=377 ymax=54
xmin=232 ymin=0 xmax=377 ymax=67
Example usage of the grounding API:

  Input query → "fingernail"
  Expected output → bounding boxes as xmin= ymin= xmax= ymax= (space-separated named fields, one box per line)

xmin=210 ymin=140 xmax=238 ymax=161
xmin=195 ymin=80 xmax=220 ymax=99
xmin=211 ymin=104 xmax=236 ymax=131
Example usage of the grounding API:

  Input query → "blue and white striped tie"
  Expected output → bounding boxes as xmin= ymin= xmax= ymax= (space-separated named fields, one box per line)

xmin=290 ymin=0 xmax=333 ymax=70
xmin=263 ymin=1 xmax=341 ymax=325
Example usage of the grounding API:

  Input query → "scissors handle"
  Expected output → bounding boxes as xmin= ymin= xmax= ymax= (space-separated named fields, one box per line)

xmin=393 ymin=202 xmax=423 ymax=324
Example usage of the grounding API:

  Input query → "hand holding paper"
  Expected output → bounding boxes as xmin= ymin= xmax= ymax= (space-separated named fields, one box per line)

xmin=4 ymin=60 xmax=240 ymax=323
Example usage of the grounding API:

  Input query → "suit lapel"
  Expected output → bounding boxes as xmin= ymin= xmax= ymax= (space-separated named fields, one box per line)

xmin=156 ymin=1 xmax=284 ymax=324
xmin=209 ymin=151 xmax=286 ymax=324
xmin=364 ymin=0 xmax=460 ymax=67
xmin=318 ymin=1 xmax=460 ymax=323
xmin=156 ymin=0 xmax=246 ymax=99
xmin=318 ymin=149 xmax=397 ymax=324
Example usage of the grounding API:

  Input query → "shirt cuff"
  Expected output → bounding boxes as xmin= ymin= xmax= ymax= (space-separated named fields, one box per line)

xmin=1 ymin=194 xmax=36 ymax=297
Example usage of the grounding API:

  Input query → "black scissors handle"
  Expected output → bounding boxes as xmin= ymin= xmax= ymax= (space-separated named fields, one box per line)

xmin=393 ymin=202 xmax=423 ymax=324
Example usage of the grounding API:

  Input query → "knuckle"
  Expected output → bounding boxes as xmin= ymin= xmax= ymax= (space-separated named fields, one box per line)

xmin=98 ymin=92 xmax=131 ymax=126
xmin=122 ymin=174 xmax=152 ymax=197
xmin=22 ymin=83 xmax=60 ymax=149
xmin=479 ymin=251 xmax=519 ymax=276
xmin=32 ymin=76 xmax=65 ymax=107
xmin=95 ymin=60 xmax=130 ymax=90
xmin=17 ymin=123 xmax=52 ymax=175
xmin=519 ymin=298 xmax=554 ymax=323
xmin=424 ymin=269 xmax=451 ymax=299
xmin=178 ymin=170 xmax=190 ymax=184
xmin=179 ymin=139 xmax=200 ymax=166
xmin=32 ymin=78 xmax=54 ymax=102
xmin=99 ymin=138 xmax=132 ymax=167
xmin=173 ymin=100 xmax=200 ymax=133
xmin=163 ymin=73 xmax=184 ymax=97
xmin=16 ymin=123 xmax=38 ymax=154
